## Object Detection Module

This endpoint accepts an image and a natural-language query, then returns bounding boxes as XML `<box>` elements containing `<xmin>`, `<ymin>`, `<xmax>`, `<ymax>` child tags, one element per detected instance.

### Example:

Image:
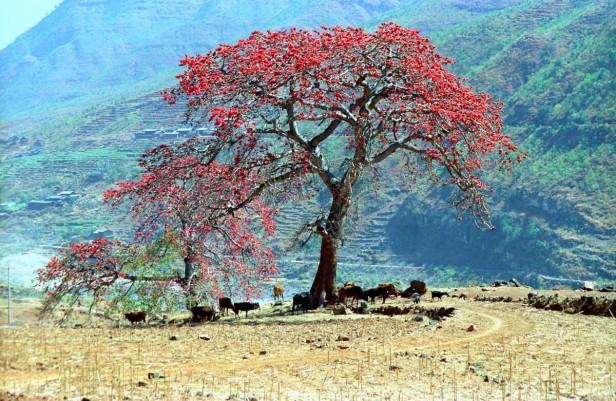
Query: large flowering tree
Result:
<box><xmin>160</xmin><ymin>23</ymin><xmax>524</xmax><ymax>307</ymax></box>
<box><xmin>38</xmin><ymin>23</ymin><xmax>524</xmax><ymax>313</ymax></box>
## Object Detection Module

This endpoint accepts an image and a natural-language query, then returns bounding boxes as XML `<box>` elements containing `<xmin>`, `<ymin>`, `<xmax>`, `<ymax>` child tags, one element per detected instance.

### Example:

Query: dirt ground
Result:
<box><xmin>1</xmin><ymin>287</ymin><xmax>615</xmax><ymax>401</ymax></box>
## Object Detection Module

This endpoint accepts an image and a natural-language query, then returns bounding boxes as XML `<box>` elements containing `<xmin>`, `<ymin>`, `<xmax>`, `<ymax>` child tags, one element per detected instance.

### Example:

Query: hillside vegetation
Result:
<box><xmin>386</xmin><ymin>0</ymin><xmax>615</xmax><ymax>284</ymax></box>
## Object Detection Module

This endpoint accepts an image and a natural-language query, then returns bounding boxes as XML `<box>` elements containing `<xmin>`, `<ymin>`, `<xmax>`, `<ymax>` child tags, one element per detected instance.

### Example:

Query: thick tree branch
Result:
<box><xmin>281</xmin><ymin>102</ymin><xmax>339</xmax><ymax>190</ymax></box>
<box><xmin>309</xmin><ymin>119</ymin><xmax>342</xmax><ymax>148</ymax></box>
<box><xmin>125</xmin><ymin>274</ymin><xmax>178</xmax><ymax>282</ymax></box>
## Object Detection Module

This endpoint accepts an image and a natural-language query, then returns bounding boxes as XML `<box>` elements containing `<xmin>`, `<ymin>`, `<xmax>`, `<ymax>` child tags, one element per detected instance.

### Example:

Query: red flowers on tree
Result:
<box><xmin>36</xmin><ymin>238</ymin><xmax>131</xmax><ymax>317</ymax></box>
<box><xmin>163</xmin><ymin>23</ymin><xmax>524</xmax><ymax>306</ymax></box>
<box><xmin>38</xmin><ymin>239</ymin><xmax>126</xmax><ymax>291</ymax></box>
<box><xmin>38</xmin><ymin>140</ymin><xmax>280</xmax><ymax>314</ymax></box>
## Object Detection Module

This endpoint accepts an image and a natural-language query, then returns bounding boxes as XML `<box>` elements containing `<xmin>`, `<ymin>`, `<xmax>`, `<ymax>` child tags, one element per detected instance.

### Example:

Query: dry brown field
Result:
<box><xmin>1</xmin><ymin>287</ymin><xmax>615</xmax><ymax>401</ymax></box>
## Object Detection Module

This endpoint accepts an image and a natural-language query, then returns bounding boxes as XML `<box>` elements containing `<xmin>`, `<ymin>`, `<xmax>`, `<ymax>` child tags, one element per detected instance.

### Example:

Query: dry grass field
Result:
<box><xmin>1</xmin><ymin>287</ymin><xmax>615</xmax><ymax>401</ymax></box>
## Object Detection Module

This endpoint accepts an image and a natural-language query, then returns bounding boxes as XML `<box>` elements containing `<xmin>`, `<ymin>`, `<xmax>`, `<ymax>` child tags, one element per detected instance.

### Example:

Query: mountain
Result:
<box><xmin>1</xmin><ymin>0</ymin><xmax>614</xmax><ymax>287</ymax></box>
<box><xmin>0</xmin><ymin>0</ymin><xmax>530</xmax><ymax>118</ymax></box>
<box><xmin>0</xmin><ymin>0</ymin><xmax>394</xmax><ymax>117</ymax></box>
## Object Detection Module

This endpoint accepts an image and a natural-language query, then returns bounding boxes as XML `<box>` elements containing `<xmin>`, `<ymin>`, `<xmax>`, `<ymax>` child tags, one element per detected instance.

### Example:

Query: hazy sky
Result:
<box><xmin>0</xmin><ymin>0</ymin><xmax>64</xmax><ymax>50</ymax></box>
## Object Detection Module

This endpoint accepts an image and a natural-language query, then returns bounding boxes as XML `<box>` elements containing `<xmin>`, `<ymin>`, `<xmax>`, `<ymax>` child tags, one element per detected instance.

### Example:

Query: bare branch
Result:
<box><xmin>371</xmin><ymin>141</ymin><xmax>425</xmax><ymax>164</ymax></box>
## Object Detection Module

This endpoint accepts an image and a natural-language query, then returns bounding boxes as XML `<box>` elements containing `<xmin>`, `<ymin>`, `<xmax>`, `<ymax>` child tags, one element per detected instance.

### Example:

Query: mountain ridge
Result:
<box><xmin>1</xmin><ymin>0</ymin><xmax>529</xmax><ymax>119</ymax></box>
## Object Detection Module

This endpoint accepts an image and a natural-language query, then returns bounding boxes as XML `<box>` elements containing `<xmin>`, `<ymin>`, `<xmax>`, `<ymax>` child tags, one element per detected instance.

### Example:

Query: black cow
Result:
<box><xmin>234</xmin><ymin>302</ymin><xmax>260</xmax><ymax>318</ymax></box>
<box><xmin>292</xmin><ymin>292</ymin><xmax>310</xmax><ymax>313</ymax></box>
<box><xmin>431</xmin><ymin>290</ymin><xmax>449</xmax><ymax>301</ymax></box>
<box><xmin>124</xmin><ymin>311</ymin><xmax>146</xmax><ymax>325</ymax></box>
<box><xmin>364</xmin><ymin>284</ymin><xmax>399</xmax><ymax>303</ymax></box>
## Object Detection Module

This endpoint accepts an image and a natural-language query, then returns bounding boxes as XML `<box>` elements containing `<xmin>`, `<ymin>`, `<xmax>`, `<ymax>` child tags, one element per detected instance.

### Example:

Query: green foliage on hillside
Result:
<box><xmin>385</xmin><ymin>0</ymin><xmax>615</xmax><ymax>284</ymax></box>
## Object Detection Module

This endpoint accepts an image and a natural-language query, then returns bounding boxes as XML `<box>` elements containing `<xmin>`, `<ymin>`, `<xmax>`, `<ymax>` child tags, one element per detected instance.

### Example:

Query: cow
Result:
<box><xmin>124</xmin><ymin>311</ymin><xmax>146</xmax><ymax>325</ymax></box>
<box><xmin>431</xmin><ymin>290</ymin><xmax>449</xmax><ymax>301</ymax></box>
<box><xmin>338</xmin><ymin>284</ymin><xmax>364</xmax><ymax>306</ymax></box>
<box><xmin>191</xmin><ymin>305</ymin><xmax>216</xmax><ymax>322</ymax></box>
<box><xmin>292</xmin><ymin>292</ymin><xmax>310</xmax><ymax>313</ymax></box>
<box><xmin>364</xmin><ymin>283</ymin><xmax>399</xmax><ymax>303</ymax></box>
<box><xmin>363</xmin><ymin>287</ymin><xmax>381</xmax><ymax>303</ymax></box>
<box><xmin>218</xmin><ymin>297</ymin><xmax>235</xmax><ymax>316</ymax></box>
<box><xmin>273</xmin><ymin>284</ymin><xmax>284</xmax><ymax>301</ymax></box>
<box><xmin>234</xmin><ymin>302</ymin><xmax>260</xmax><ymax>318</ymax></box>
<box><xmin>378</xmin><ymin>283</ymin><xmax>398</xmax><ymax>299</ymax></box>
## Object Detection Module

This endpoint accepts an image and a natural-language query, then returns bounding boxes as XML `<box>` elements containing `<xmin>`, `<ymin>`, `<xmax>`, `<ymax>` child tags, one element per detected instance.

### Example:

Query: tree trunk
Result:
<box><xmin>310</xmin><ymin>235</ymin><xmax>340</xmax><ymax>307</ymax></box>
<box><xmin>309</xmin><ymin>190</ymin><xmax>350</xmax><ymax>308</ymax></box>
<box><xmin>309</xmin><ymin>154</ymin><xmax>364</xmax><ymax>308</ymax></box>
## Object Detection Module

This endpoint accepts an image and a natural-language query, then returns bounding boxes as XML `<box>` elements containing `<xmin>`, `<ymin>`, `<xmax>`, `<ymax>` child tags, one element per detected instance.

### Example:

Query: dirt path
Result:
<box><xmin>431</xmin><ymin>302</ymin><xmax>533</xmax><ymax>347</ymax></box>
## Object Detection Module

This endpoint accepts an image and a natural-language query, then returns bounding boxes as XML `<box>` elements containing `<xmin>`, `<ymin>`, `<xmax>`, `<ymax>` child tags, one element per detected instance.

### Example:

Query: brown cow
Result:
<box><xmin>273</xmin><ymin>284</ymin><xmax>284</xmax><ymax>301</ymax></box>
<box><xmin>191</xmin><ymin>305</ymin><xmax>216</xmax><ymax>322</ymax></box>
<box><xmin>218</xmin><ymin>297</ymin><xmax>235</xmax><ymax>316</ymax></box>
<box><xmin>379</xmin><ymin>283</ymin><xmax>398</xmax><ymax>298</ymax></box>
<box><xmin>410</xmin><ymin>280</ymin><xmax>427</xmax><ymax>295</ymax></box>
<box><xmin>401</xmin><ymin>280</ymin><xmax>428</xmax><ymax>298</ymax></box>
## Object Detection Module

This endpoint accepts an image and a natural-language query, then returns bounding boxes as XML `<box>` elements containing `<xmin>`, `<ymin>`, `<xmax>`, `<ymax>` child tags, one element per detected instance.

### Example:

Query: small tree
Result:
<box><xmin>102</xmin><ymin>144</ymin><xmax>278</xmax><ymax>307</ymax></box>
<box><xmin>37</xmin><ymin>148</ymin><xmax>279</xmax><ymax>315</ymax></box>
<box><xmin>37</xmin><ymin>236</ymin><xmax>203</xmax><ymax>319</ymax></box>
<box><xmin>162</xmin><ymin>23</ymin><xmax>524</xmax><ymax>306</ymax></box>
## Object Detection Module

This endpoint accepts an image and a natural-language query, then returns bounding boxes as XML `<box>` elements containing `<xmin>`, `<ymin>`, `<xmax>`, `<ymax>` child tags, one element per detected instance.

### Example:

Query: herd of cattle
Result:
<box><xmin>123</xmin><ymin>280</ymin><xmax>456</xmax><ymax>324</ymax></box>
